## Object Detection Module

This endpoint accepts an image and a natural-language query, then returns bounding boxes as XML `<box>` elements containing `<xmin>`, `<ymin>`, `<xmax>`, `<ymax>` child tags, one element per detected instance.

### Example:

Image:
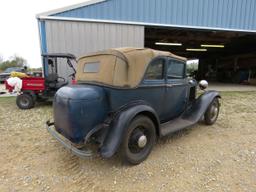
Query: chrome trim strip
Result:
<box><xmin>168</xmin><ymin>83</ymin><xmax>185</xmax><ymax>86</ymax></box>
<box><xmin>140</xmin><ymin>83</ymin><xmax>186</xmax><ymax>88</ymax></box>
<box><xmin>139</xmin><ymin>84</ymin><xmax>166</xmax><ymax>88</ymax></box>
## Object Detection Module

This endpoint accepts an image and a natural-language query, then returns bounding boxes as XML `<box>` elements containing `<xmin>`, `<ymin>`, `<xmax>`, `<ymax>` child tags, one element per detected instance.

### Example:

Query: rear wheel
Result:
<box><xmin>120</xmin><ymin>115</ymin><xmax>156</xmax><ymax>165</ymax></box>
<box><xmin>204</xmin><ymin>98</ymin><xmax>220</xmax><ymax>125</ymax></box>
<box><xmin>16</xmin><ymin>94</ymin><xmax>35</xmax><ymax>110</ymax></box>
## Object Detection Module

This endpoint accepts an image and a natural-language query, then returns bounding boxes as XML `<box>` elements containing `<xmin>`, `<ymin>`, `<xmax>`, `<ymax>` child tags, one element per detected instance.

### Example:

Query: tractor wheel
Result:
<box><xmin>16</xmin><ymin>94</ymin><xmax>35</xmax><ymax>110</ymax></box>
<box><xmin>120</xmin><ymin>115</ymin><xmax>156</xmax><ymax>165</ymax></box>
<box><xmin>204</xmin><ymin>98</ymin><xmax>220</xmax><ymax>125</ymax></box>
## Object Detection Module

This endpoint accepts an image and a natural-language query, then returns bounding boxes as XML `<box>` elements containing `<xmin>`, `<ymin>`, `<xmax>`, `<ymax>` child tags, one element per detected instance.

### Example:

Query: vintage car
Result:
<box><xmin>47</xmin><ymin>48</ymin><xmax>220</xmax><ymax>165</ymax></box>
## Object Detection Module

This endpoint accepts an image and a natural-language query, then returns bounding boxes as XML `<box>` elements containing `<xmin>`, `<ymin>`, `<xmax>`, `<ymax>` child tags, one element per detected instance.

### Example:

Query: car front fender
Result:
<box><xmin>158</xmin><ymin>90</ymin><xmax>221</xmax><ymax>137</ymax></box>
<box><xmin>182</xmin><ymin>90</ymin><xmax>221</xmax><ymax>121</ymax></box>
<box><xmin>99</xmin><ymin>104</ymin><xmax>160</xmax><ymax>158</ymax></box>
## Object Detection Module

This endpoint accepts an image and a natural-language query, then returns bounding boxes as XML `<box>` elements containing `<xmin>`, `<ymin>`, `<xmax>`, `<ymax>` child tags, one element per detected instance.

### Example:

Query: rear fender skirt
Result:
<box><xmin>99</xmin><ymin>104</ymin><xmax>159</xmax><ymax>158</ymax></box>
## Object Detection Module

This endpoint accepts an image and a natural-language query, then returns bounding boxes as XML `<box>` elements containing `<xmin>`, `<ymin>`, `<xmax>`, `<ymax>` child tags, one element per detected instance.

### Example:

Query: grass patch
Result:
<box><xmin>0</xmin><ymin>96</ymin><xmax>15</xmax><ymax>103</ymax></box>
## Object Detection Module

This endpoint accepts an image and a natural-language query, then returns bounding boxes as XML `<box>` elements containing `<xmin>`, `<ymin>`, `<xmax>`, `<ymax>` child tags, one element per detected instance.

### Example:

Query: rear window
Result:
<box><xmin>84</xmin><ymin>62</ymin><xmax>100</xmax><ymax>73</ymax></box>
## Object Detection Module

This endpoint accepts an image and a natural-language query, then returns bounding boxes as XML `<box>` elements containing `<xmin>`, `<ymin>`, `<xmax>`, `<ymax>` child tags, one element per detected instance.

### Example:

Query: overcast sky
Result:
<box><xmin>0</xmin><ymin>0</ymin><xmax>89</xmax><ymax>68</ymax></box>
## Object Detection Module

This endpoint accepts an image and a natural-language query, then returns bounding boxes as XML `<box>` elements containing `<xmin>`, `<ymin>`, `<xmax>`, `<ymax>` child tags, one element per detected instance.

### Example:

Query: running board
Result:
<box><xmin>159</xmin><ymin>91</ymin><xmax>220</xmax><ymax>137</ymax></box>
<box><xmin>160</xmin><ymin>116</ymin><xmax>198</xmax><ymax>136</ymax></box>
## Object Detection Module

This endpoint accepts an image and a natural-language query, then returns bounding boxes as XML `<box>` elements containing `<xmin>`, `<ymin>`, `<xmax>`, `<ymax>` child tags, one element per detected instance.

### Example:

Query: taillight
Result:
<box><xmin>72</xmin><ymin>79</ymin><xmax>77</xmax><ymax>85</ymax></box>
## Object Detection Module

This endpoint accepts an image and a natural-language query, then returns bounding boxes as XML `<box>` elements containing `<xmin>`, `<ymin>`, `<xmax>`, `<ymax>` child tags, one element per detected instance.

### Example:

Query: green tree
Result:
<box><xmin>0</xmin><ymin>55</ymin><xmax>3</xmax><ymax>63</ymax></box>
<box><xmin>11</xmin><ymin>55</ymin><xmax>27</xmax><ymax>67</ymax></box>
<box><xmin>0</xmin><ymin>55</ymin><xmax>27</xmax><ymax>71</ymax></box>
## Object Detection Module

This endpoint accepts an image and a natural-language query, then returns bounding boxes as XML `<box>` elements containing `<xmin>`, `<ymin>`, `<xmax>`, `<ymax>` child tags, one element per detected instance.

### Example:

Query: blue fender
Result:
<box><xmin>100</xmin><ymin>103</ymin><xmax>160</xmax><ymax>158</ymax></box>
<box><xmin>182</xmin><ymin>90</ymin><xmax>221</xmax><ymax>121</ymax></box>
<box><xmin>180</xmin><ymin>90</ymin><xmax>221</xmax><ymax>126</ymax></box>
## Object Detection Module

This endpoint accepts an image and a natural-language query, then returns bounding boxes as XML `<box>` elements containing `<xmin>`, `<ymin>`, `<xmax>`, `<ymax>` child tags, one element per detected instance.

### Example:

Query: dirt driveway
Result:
<box><xmin>0</xmin><ymin>92</ymin><xmax>256</xmax><ymax>192</ymax></box>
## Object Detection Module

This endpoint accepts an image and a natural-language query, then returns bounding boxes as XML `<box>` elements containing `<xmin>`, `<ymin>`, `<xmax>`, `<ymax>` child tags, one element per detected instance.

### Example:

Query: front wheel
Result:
<box><xmin>204</xmin><ymin>98</ymin><xmax>220</xmax><ymax>125</ymax></box>
<box><xmin>120</xmin><ymin>115</ymin><xmax>156</xmax><ymax>165</ymax></box>
<box><xmin>16</xmin><ymin>94</ymin><xmax>35</xmax><ymax>110</ymax></box>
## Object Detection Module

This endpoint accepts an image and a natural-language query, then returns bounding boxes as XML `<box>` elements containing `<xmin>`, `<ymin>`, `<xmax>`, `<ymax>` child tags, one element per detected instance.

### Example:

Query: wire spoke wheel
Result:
<box><xmin>204</xmin><ymin>98</ymin><xmax>220</xmax><ymax>125</ymax></box>
<box><xmin>209</xmin><ymin>101</ymin><xmax>219</xmax><ymax>122</ymax></box>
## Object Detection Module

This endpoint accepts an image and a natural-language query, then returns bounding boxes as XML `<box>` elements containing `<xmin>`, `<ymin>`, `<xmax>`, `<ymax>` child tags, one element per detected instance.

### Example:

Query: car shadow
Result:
<box><xmin>51</xmin><ymin>120</ymin><xmax>207</xmax><ymax>168</ymax></box>
<box><xmin>35</xmin><ymin>101</ymin><xmax>53</xmax><ymax>107</ymax></box>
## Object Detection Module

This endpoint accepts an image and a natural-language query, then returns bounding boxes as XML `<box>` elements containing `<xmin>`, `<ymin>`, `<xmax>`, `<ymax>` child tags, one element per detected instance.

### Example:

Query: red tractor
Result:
<box><xmin>5</xmin><ymin>53</ymin><xmax>76</xmax><ymax>109</ymax></box>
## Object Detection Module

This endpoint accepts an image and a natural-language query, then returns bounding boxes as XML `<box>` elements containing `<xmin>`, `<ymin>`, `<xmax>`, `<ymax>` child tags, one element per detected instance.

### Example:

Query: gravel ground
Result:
<box><xmin>209</xmin><ymin>83</ymin><xmax>256</xmax><ymax>92</ymax></box>
<box><xmin>0</xmin><ymin>92</ymin><xmax>256</xmax><ymax>192</ymax></box>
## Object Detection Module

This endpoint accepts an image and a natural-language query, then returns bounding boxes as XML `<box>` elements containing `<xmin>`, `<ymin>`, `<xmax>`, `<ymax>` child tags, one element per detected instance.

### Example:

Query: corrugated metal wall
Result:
<box><xmin>53</xmin><ymin>0</ymin><xmax>256</xmax><ymax>31</ymax></box>
<box><xmin>45</xmin><ymin>20</ymin><xmax>144</xmax><ymax>80</ymax></box>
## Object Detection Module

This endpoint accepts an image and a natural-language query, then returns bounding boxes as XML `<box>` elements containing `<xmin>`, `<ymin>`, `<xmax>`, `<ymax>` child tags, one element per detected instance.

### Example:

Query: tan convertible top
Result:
<box><xmin>76</xmin><ymin>48</ymin><xmax>187</xmax><ymax>88</ymax></box>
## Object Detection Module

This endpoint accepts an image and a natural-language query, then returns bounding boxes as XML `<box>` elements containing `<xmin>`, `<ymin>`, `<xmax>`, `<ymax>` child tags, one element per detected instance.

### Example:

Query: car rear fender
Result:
<box><xmin>100</xmin><ymin>104</ymin><xmax>160</xmax><ymax>158</ymax></box>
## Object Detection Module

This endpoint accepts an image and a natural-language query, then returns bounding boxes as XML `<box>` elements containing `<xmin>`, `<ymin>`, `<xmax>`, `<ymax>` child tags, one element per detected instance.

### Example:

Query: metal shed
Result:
<box><xmin>37</xmin><ymin>0</ymin><xmax>256</xmax><ymax>84</ymax></box>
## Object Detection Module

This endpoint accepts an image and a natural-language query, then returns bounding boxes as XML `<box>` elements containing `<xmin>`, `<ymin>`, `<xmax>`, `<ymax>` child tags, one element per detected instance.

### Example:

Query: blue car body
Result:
<box><xmin>47</xmin><ymin>48</ymin><xmax>220</xmax><ymax>160</ymax></box>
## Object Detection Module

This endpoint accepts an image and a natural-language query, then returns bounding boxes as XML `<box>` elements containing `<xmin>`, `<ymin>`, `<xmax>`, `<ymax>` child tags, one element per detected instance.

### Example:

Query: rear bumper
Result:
<box><xmin>46</xmin><ymin>121</ymin><xmax>93</xmax><ymax>158</ymax></box>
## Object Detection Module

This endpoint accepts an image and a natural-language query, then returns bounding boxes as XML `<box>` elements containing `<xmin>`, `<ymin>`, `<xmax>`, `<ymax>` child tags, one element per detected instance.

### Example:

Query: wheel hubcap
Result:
<box><xmin>137</xmin><ymin>135</ymin><xmax>147</xmax><ymax>148</ymax></box>
<box><xmin>128</xmin><ymin>126</ymin><xmax>149</xmax><ymax>153</ymax></box>
<box><xmin>20</xmin><ymin>98</ymin><xmax>29</xmax><ymax>106</ymax></box>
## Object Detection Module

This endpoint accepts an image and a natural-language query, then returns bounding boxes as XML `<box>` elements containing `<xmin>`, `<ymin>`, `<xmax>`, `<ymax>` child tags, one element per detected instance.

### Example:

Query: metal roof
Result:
<box><xmin>37</xmin><ymin>0</ymin><xmax>106</xmax><ymax>17</ymax></box>
<box><xmin>38</xmin><ymin>0</ymin><xmax>256</xmax><ymax>32</ymax></box>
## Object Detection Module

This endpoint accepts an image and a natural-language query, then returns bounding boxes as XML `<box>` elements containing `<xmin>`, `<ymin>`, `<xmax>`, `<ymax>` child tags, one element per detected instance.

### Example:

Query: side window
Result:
<box><xmin>144</xmin><ymin>59</ymin><xmax>164</xmax><ymax>80</ymax></box>
<box><xmin>167</xmin><ymin>60</ymin><xmax>185</xmax><ymax>79</ymax></box>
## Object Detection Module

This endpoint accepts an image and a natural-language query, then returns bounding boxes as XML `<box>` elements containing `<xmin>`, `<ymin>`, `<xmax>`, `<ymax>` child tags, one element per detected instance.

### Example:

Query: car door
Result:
<box><xmin>162</xmin><ymin>58</ymin><xmax>189</xmax><ymax>121</ymax></box>
<box><xmin>141</xmin><ymin>57</ymin><xmax>166</xmax><ymax>118</ymax></box>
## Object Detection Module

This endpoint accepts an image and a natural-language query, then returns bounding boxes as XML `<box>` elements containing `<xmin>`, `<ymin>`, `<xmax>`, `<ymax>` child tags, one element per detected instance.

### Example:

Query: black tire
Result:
<box><xmin>120</xmin><ymin>115</ymin><xmax>156</xmax><ymax>165</ymax></box>
<box><xmin>16</xmin><ymin>94</ymin><xmax>35</xmax><ymax>110</ymax></box>
<box><xmin>204</xmin><ymin>98</ymin><xmax>220</xmax><ymax>125</ymax></box>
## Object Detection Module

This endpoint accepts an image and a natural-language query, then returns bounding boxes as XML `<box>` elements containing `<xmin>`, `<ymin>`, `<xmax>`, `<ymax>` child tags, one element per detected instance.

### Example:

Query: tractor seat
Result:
<box><xmin>45</xmin><ymin>73</ymin><xmax>58</xmax><ymax>82</ymax></box>
<box><xmin>45</xmin><ymin>73</ymin><xmax>68</xmax><ymax>89</ymax></box>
